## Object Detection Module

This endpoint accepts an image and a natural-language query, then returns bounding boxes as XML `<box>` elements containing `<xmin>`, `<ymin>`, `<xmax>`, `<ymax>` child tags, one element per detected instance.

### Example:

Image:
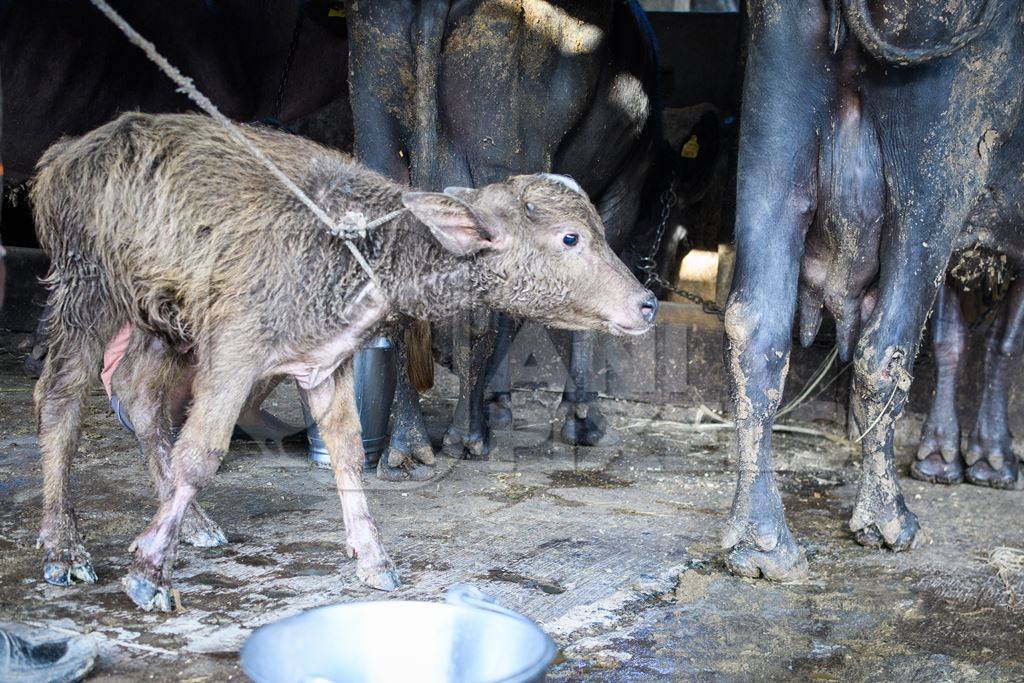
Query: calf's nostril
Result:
<box><xmin>640</xmin><ymin>295</ymin><xmax>659</xmax><ymax>324</ymax></box>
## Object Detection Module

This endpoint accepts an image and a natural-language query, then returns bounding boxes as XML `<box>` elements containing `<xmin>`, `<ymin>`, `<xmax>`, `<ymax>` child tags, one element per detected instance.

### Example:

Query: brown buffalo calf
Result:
<box><xmin>30</xmin><ymin>112</ymin><xmax>657</xmax><ymax>611</ymax></box>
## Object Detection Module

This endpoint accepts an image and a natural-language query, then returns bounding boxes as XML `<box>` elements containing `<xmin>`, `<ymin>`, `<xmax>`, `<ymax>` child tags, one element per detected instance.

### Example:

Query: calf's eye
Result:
<box><xmin>562</xmin><ymin>233</ymin><xmax>579</xmax><ymax>247</ymax></box>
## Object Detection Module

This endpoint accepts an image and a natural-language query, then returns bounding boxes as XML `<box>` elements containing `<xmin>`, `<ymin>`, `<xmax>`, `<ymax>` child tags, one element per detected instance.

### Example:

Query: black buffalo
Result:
<box><xmin>724</xmin><ymin>0</ymin><xmax>1019</xmax><ymax>580</ymax></box>
<box><xmin>346</xmin><ymin>0</ymin><xmax>660</xmax><ymax>478</ymax></box>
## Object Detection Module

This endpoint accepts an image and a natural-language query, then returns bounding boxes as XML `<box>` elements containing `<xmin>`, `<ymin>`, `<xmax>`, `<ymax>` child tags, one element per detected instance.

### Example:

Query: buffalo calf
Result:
<box><xmin>31</xmin><ymin>112</ymin><xmax>656</xmax><ymax>611</ymax></box>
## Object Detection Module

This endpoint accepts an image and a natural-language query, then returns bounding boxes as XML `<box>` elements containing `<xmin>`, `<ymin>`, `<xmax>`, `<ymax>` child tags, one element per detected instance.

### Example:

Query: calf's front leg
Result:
<box><xmin>308</xmin><ymin>361</ymin><xmax>399</xmax><ymax>590</ymax></box>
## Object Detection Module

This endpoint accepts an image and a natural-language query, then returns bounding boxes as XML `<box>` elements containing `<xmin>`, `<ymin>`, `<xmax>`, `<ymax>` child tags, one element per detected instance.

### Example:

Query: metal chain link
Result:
<box><xmin>637</xmin><ymin>183</ymin><xmax>726</xmax><ymax>320</ymax></box>
<box><xmin>272</xmin><ymin>10</ymin><xmax>306</xmax><ymax>121</ymax></box>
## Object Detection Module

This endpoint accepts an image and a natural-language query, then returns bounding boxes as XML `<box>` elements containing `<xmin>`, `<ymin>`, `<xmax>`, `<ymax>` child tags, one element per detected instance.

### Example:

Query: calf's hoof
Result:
<box><xmin>851</xmin><ymin>503</ymin><xmax>919</xmax><ymax>552</ymax></box>
<box><xmin>357</xmin><ymin>563</ymin><xmax>401</xmax><ymax>592</ymax></box>
<box><xmin>486</xmin><ymin>393</ymin><xmax>514</xmax><ymax>430</ymax></box>
<box><xmin>556</xmin><ymin>400</ymin><xmax>617</xmax><ymax>447</ymax></box>
<box><xmin>122</xmin><ymin>573</ymin><xmax>174</xmax><ymax>612</ymax></box>
<box><xmin>910</xmin><ymin>452</ymin><xmax>964</xmax><ymax>485</ymax></box>
<box><xmin>42</xmin><ymin>547</ymin><xmax>98</xmax><ymax>586</ymax></box>
<box><xmin>180</xmin><ymin>503</ymin><xmax>228</xmax><ymax>548</ymax></box>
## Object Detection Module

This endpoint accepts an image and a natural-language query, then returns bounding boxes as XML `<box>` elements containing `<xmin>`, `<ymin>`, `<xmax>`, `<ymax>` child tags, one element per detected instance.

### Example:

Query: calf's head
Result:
<box><xmin>403</xmin><ymin>174</ymin><xmax>657</xmax><ymax>335</ymax></box>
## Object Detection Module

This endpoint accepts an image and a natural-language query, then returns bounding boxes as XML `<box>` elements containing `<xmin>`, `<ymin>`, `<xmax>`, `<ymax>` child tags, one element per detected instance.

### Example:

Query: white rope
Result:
<box><xmin>88</xmin><ymin>0</ymin><xmax>401</xmax><ymax>290</ymax></box>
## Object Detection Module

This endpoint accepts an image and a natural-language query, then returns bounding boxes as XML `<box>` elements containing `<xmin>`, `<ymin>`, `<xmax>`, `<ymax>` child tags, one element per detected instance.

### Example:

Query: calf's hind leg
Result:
<box><xmin>965</xmin><ymin>279</ymin><xmax>1024</xmax><ymax>489</ymax></box>
<box><xmin>912</xmin><ymin>284</ymin><xmax>967</xmax><ymax>485</ymax></box>
<box><xmin>36</xmin><ymin>332</ymin><xmax>108</xmax><ymax>586</ymax></box>
<box><xmin>308</xmin><ymin>361</ymin><xmax>399</xmax><ymax>590</ymax></box>
<box><xmin>123</xmin><ymin>359</ymin><xmax>255</xmax><ymax>611</ymax></box>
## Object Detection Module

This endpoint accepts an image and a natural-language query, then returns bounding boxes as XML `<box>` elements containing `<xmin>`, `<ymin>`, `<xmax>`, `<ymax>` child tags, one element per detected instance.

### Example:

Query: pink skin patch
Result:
<box><xmin>101</xmin><ymin>325</ymin><xmax>133</xmax><ymax>399</ymax></box>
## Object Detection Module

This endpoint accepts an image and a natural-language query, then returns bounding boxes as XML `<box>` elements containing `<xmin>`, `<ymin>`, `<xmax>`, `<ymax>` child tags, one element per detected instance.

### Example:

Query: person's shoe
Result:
<box><xmin>0</xmin><ymin>626</ymin><xmax>97</xmax><ymax>683</ymax></box>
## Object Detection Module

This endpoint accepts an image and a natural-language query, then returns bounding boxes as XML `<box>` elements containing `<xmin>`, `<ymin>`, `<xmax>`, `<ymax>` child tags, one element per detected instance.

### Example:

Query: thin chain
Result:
<box><xmin>272</xmin><ymin>10</ymin><xmax>305</xmax><ymax>121</ymax></box>
<box><xmin>636</xmin><ymin>183</ymin><xmax>726</xmax><ymax>320</ymax></box>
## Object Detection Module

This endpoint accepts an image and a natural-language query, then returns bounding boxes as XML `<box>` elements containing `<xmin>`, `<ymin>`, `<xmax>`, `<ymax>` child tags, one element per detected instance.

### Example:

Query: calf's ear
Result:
<box><xmin>402</xmin><ymin>191</ymin><xmax>503</xmax><ymax>256</ymax></box>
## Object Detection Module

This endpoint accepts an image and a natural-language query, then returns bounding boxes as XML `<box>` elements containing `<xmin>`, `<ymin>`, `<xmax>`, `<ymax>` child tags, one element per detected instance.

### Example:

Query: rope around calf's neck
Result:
<box><xmin>88</xmin><ymin>0</ymin><xmax>406</xmax><ymax>292</ymax></box>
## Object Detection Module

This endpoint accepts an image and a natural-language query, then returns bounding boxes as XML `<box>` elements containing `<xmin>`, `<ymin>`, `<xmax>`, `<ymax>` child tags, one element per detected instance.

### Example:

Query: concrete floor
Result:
<box><xmin>1</xmin><ymin>332</ymin><xmax>1023</xmax><ymax>682</ymax></box>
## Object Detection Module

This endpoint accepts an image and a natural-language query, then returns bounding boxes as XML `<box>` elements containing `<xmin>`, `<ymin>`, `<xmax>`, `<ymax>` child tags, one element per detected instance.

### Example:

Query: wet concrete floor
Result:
<box><xmin>0</xmin><ymin>333</ymin><xmax>1022</xmax><ymax>681</ymax></box>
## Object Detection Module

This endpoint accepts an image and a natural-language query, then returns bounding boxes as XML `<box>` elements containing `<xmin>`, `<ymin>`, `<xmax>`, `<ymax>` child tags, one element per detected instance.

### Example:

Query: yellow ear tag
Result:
<box><xmin>681</xmin><ymin>135</ymin><xmax>699</xmax><ymax>159</ymax></box>
<box><xmin>328</xmin><ymin>7</ymin><xmax>346</xmax><ymax>18</ymax></box>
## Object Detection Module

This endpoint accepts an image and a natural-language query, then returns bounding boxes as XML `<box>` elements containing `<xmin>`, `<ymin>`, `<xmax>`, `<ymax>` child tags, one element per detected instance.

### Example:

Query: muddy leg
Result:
<box><xmin>912</xmin><ymin>284</ymin><xmax>966</xmax><ymax>485</ymax></box>
<box><xmin>847</xmin><ymin>260</ymin><xmax>953</xmax><ymax>550</ymax></box>
<box><xmin>112</xmin><ymin>334</ymin><xmax>227</xmax><ymax>548</ymax></box>
<box><xmin>722</xmin><ymin>291</ymin><xmax>809</xmax><ymax>580</ymax></box>
<box><xmin>36</xmin><ymin>337</ymin><xmax>105</xmax><ymax>586</ymax></box>
<box><xmin>552</xmin><ymin>330</ymin><xmax>614</xmax><ymax>447</ymax></box>
<box><xmin>378</xmin><ymin>326</ymin><xmax>434</xmax><ymax>481</ymax></box>
<box><xmin>309</xmin><ymin>361</ymin><xmax>399</xmax><ymax>590</ymax></box>
<box><xmin>123</xmin><ymin>361</ymin><xmax>254</xmax><ymax>611</ymax></box>
<box><xmin>965</xmin><ymin>280</ymin><xmax>1024</xmax><ymax>489</ymax></box>
<box><xmin>443</xmin><ymin>308</ymin><xmax>496</xmax><ymax>459</ymax></box>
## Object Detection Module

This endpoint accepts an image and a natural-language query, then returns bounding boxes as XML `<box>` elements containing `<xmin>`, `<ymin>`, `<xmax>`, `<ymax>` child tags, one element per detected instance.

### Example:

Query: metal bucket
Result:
<box><xmin>302</xmin><ymin>337</ymin><xmax>396</xmax><ymax>470</ymax></box>
<box><xmin>239</xmin><ymin>585</ymin><xmax>556</xmax><ymax>683</ymax></box>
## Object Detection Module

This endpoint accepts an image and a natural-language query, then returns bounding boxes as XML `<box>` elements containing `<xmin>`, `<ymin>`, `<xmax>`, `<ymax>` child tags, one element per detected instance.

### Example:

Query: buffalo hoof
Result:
<box><xmin>486</xmin><ymin>393</ymin><xmax>514</xmax><ymax>430</ymax></box>
<box><xmin>724</xmin><ymin>528</ymin><xmax>808</xmax><ymax>582</ymax></box>
<box><xmin>385</xmin><ymin>435</ymin><xmax>436</xmax><ymax>469</ymax></box>
<box><xmin>851</xmin><ymin>503</ymin><xmax>919</xmax><ymax>552</ymax></box>
<box><xmin>722</xmin><ymin>481</ymin><xmax>808</xmax><ymax>582</ymax></box>
<box><xmin>231</xmin><ymin>409</ymin><xmax>305</xmax><ymax>443</ymax></box>
<box><xmin>23</xmin><ymin>344</ymin><xmax>46</xmax><ymax>378</ymax></box>
<box><xmin>910</xmin><ymin>452</ymin><xmax>964</xmax><ymax>485</ymax></box>
<box><xmin>556</xmin><ymin>400</ymin><xmax>617</xmax><ymax>447</ymax></box>
<box><xmin>180</xmin><ymin>503</ymin><xmax>228</xmax><ymax>548</ymax></box>
<box><xmin>442</xmin><ymin>426</ymin><xmax>491</xmax><ymax>460</ymax></box>
<box><xmin>376</xmin><ymin>456</ymin><xmax>434</xmax><ymax>482</ymax></box>
<box><xmin>122</xmin><ymin>572</ymin><xmax>174</xmax><ymax>612</ymax></box>
<box><xmin>42</xmin><ymin>547</ymin><xmax>98</xmax><ymax>586</ymax></box>
<box><xmin>965</xmin><ymin>456</ymin><xmax>1019</xmax><ymax>490</ymax></box>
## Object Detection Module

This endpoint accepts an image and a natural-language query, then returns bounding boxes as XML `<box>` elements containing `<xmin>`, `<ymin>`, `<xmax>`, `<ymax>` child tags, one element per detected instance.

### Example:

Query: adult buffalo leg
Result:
<box><xmin>443</xmin><ymin>309</ymin><xmax>497</xmax><ymax>458</ymax></box>
<box><xmin>123</xmin><ymin>355</ymin><xmax>255</xmax><ymax>611</ymax></box>
<box><xmin>912</xmin><ymin>284</ymin><xmax>967</xmax><ymax>484</ymax></box>
<box><xmin>847</xmin><ymin>242</ymin><xmax>963</xmax><ymax>549</ymax></box>
<box><xmin>965</xmin><ymin>279</ymin><xmax>1024</xmax><ymax>488</ymax></box>
<box><xmin>721</xmin><ymin>2</ymin><xmax>827</xmax><ymax>581</ymax></box>
<box><xmin>484</xmin><ymin>313</ymin><xmax>519</xmax><ymax>429</ymax></box>
<box><xmin>111</xmin><ymin>332</ymin><xmax>227</xmax><ymax>548</ymax></box>
<box><xmin>551</xmin><ymin>330</ymin><xmax>613</xmax><ymax>446</ymax></box>
<box><xmin>378</xmin><ymin>325</ymin><xmax>434</xmax><ymax>481</ymax></box>
<box><xmin>308</xmin><ymin>361</ymin><xmax>399</xmax><ymax>590</ymax></box>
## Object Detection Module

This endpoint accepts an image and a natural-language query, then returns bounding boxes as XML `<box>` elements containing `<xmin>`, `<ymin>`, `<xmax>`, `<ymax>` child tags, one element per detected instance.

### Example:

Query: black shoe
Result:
<box><xmin>0</xmin><ymin>626</ymin><xmax>97</xmax><ymax>683</ymax></box>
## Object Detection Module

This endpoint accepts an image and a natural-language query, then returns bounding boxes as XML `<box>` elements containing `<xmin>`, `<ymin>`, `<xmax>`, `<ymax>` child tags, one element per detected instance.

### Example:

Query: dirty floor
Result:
<box><xmin>1</xmin><ymin>333</ymin><xmax>1023</xmax><ymax>682</ymax></box>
